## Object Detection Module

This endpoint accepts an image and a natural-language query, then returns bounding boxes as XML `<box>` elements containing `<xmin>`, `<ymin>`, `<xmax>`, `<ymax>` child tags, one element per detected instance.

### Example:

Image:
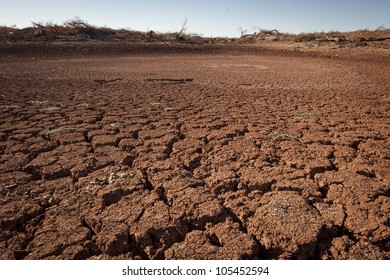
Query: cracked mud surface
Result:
<box><xmin>1</xmin><ymin>49</ymin><xmax>389</xmax><ymax>259</ymax></box>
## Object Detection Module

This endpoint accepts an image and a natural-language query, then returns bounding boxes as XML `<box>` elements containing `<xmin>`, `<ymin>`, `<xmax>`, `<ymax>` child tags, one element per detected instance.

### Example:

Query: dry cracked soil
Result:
<box><xmin>0</xmin><ymin>46</ymin><xmax>389</xmax><ymax>259</ymax></box>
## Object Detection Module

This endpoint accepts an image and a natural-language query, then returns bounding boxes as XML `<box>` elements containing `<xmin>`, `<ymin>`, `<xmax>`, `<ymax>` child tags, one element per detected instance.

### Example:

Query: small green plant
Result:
<box><xmin>143</xmin><ymin>97</ymin><xmax>153</xmax><ymax>104</ymax></box>
<box><xmin>294</xmin><ymin>111</ymin><xmax>322</xmax><ymax>122</ymax></box>
<box><xmin>268</xmin><ymin>132</ymin><xmax>302</xmax><ymax>143</ymax></box>
<box><xmin>296</xmin><ymin>111</ymin><xmax>322</xmax><ymax>117</ymax></box>
<box><xmin>382</xmin><ymin>116</ymin><xmax>390</xmax><ymax>122</ymax></box>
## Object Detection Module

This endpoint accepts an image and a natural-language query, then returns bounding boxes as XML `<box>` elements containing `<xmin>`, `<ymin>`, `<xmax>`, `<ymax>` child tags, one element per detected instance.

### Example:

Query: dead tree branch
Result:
<box><xmin>179</xmin><ymin>17</ymin><xmax>188</xmax><ymax>35</ymax></box>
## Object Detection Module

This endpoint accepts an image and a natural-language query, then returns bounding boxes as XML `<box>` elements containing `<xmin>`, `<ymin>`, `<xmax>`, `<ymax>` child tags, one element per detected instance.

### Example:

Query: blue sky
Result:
<box><xmin>0</xmin><ymin>0</ymin><xmax>389</xmax><ymax>37</ymax></box>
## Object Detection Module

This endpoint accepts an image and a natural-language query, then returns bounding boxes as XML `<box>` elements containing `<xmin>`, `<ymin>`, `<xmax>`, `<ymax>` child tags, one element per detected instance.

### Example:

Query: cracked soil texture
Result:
<box><xmin>0</xmin><ymin>47</ymin><xmax>389</xmax><ymax>259</ymax></box>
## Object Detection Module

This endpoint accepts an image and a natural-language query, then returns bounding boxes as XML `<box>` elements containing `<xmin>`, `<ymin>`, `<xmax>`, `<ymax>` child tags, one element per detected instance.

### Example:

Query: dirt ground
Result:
<box><xmin>0</xmin><ymin>43</ymin><xmax>389</xmax><ymax>260</ymax></box>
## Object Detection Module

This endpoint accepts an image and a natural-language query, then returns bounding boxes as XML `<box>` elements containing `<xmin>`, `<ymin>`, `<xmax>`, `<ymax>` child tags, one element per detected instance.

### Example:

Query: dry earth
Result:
<box><xmin>0</xmin><ymin>44</ymin><xmax>389</xmax><ymax>259</ymax></box>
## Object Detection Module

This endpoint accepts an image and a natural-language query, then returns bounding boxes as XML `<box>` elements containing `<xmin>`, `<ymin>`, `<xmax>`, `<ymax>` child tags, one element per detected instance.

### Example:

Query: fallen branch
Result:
<box><xmin>359</xmin><ymin>37</ymin><xmax>390</xmax><ymax>42</ymax></box>
<box><xmin>145</xmin><ymin>78</ymin><xmax>193</xmax><ymax>84</ymax></box>
<box><xmin>94</xmin><ymin>77</ymin><xmax>123</xmax><ymax>86</ymax></box>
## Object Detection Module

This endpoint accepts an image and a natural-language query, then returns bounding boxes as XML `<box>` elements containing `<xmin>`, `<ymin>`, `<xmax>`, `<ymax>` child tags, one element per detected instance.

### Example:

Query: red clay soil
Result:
<box><xmin>0</xmin><ymin>43</ymin><xmax>389</xmax><ymax>260</ymax></box>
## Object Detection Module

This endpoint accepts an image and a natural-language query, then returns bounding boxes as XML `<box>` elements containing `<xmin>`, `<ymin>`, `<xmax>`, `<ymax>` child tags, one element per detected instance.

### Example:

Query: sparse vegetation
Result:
<box><xmin>268</xmin><ymin>132</ymin><xmax>302</xmax><ymax>143</ymax></box>
<box><xmin>296</xmin><ymin>111</ymin><xmax>322</xmax><ymax>117</ymax></box>
<box><xmin>2</xmin><ymin>17</ymin><xmax>388</xmax><ymax>47</ymax></box>
<box><xmin>294</xmin><ymin>111</ymin><xmax>322</xmax><ymax>122</ymax></box>
<box><xmin>143</xmin><ymin>97</ymin><xmax>154</xmax><ymax>105</ymax></box>
<box><xmin>64</xmin><ymin>17</ymin><xmax>93</xmax><ymax>29</ymax></box>
<box><xmin>258</xmin><ymin>130</ymin><xmax>302</xmax><ymax>143</ymax></box>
